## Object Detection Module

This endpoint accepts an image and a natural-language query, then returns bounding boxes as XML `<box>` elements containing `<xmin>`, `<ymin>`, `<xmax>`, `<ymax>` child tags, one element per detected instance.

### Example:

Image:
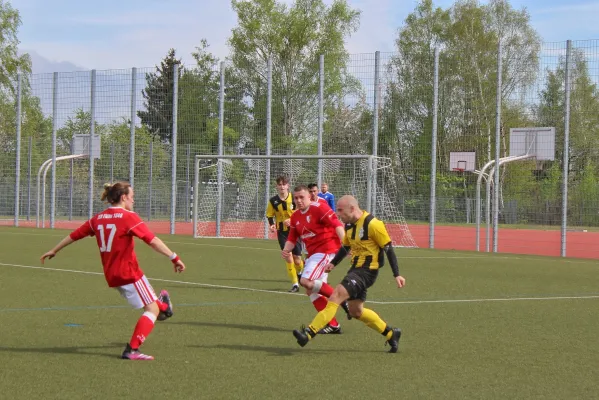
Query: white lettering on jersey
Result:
<box><xmin>97</xmin><ymin>213</ymin><xmax>123</xmax><ymax>220</ymax></box>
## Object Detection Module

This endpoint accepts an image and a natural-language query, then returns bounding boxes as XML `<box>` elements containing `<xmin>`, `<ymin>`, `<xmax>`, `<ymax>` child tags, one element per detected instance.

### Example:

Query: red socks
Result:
<box><xmin>129</xmin><ymin>312</ymin><xmax>157</xmax><ymax>349</ymax></box>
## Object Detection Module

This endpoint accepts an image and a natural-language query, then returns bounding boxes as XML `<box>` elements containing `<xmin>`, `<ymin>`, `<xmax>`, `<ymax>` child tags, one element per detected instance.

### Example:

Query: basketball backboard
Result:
<box><xmin>72</xmin><ymin>134</ymin><xmax>101</xmax><ymax>159</ymax></box>
<box><xmin>449</xmin><ymin>152</ymin><xmax>476</xmax><ymax>172</ymax></box>
<box><xmin>509</xmin><ymin>127</ymin><xmax>555</xmax><ymax>161</ymax></box>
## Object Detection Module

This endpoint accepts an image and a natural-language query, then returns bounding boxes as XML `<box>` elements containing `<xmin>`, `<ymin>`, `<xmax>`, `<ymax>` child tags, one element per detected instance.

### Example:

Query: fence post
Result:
<box><xmin>89</xmin><ymin>69</ymin><xmax>96</xmax><ymax>219</ymax></box>
<box><xmin>264</xmin><ymin>58</ymin><xmax>272</xmax><ymax>239</ymax></box>
<box><xmin>170</xmin><ymin>63</ymin><xmax>179</xmax><ymax>234</ymax></box>
<box><xmin>27</xmin><ymin>136</ymin><xmax>32</xmax><ymax>221</ymax></box>
<box><xmin>561</xmin><ymin>40</ymin><xmax>572</xmax><ymax>257</ymax></box>
<box><xmin>429</xmin><ymin>47</ymin><xmax>440</xmax><ymax>249</ymax></box>
<box><xmin>216</xmin><ymin>61</ymin><xmax>225</xmax><ymax>237</ymax></box>
<box><xmin>317</xmin><ymin>54</ymin><xmax>324</xmax><ymax>186</ymax></box>
<box><xmin>130</xmin><ymin>67</ymin><xmax>137</xmax><ymax>187</ymax></box>
<box><xmin>492</xmin><ymin>41</ymin><xmax>503</xmax><ymax>253</ymax></box>
<box><xmin>148</xmin><ymin>141</ymin><xmax>153</xmax><ymax>221</ymax></box>
<box><xmin>69</xmin><ymin>140</ymin><xmax>74</xmax><ymax>221</ymax></box>
<box><xmin>110</xmin><ymin>142</ymin><xmax>115</xmax><ymax>183</ymax></box>
<box><xmin>186</xmin><ymin>144</ymin><xmax>191</xmax><ymax>222</ymax></box>
<box><xmin>50</xmin><ymin>72</ymin><xmax>58</xmax><ymax>229</ymax></box>
<box><xmin>14</xmin><ymin>73</ymin><xmax>22</xmax><ymax>227</ymax></box>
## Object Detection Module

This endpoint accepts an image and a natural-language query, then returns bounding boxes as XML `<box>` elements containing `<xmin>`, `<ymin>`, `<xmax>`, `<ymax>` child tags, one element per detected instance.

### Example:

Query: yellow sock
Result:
<box><xmin>286</xmin><ymin>262</ymin><xmax>298</xmax><ymax>285</ymax></box>
<box><xmin>357</xmin><ymin>308</ymin><xmax>387</xmax><ymax>335</ymax></box>
<box><xmin>308</xmin><ymin>302</ymin><xmax>339</xmax><ymax>334</ymax></box>
<box><xmin>296</xmin><ymin>259</ymin><xmax>304</xmax><ymax>274</ymax></box>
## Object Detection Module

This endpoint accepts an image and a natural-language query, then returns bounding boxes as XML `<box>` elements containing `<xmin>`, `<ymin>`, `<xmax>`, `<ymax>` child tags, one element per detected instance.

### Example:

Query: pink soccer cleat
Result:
<box><xmin>121</xmin><ymin>344</ymin><xmax>154</xmax><ymax>360</ymax></box>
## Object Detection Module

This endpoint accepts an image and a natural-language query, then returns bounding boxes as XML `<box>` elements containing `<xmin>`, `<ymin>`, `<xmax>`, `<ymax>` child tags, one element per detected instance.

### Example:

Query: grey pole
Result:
<box><xmin>170</xmin><ymin>63</ymin><xmax>179</xmax><ymax>234</ymax></box>
<box><xmin>14</xmin><ymin>73</ymin><xmax>22</xmax><ymax>227</ymax></box>
<box><xmin>148</xmin><ymin>141</ymin><xmax>153</xmax><ymax>221</ymax></box>
<box><xmin>27</xmin><ymin>136</ymin><xmax>32</xmax><ymax>221</ymax></box>
<box><xmin>492</xmin><ymin>42</ymin><xmax>503</xmax><ymax>253</ymax></box>
<box><xmin>486</xmin><ymin>176</ymin><xmax>492</xmax><ymax>252</ymax></box>
<box><xmin>88</xmin><ymin>69</ymin><xmax>96</xmax><ymax>219</ymax></box>
<box><xmin>264</xmin><ymin>57</ymin><xmax>272</xmax><ymax>239</ymax></box>
<box><xmin>50</xmin><ymin>72</ymin><xmax>58</xmax><ymax>228</ymax></box>
<box><xmin>317</xmin><ymin>54</ymin><xmax>324</xmax><ymax>186</ymax></box>
<box><xmin>192</xmin><ymin>156</ymin><xmax>200</xmax><ymax>238</ymax></box>
<box><xmin>69</xmin><ymin>140</ymin><xmax>74</xmax><ymax>221</ymax></box>
<box><xmin>216</xmin><ymin>61</ymin><xmax>225</xmax><ymax>237</ymax></box>
<box><xmin>130</xmin><ymin>67</ymin><xmax>137</xmax><ymax>187</ymax></box>
<box><xmin>186</xmin><ymin>144</ymin><xmax>191</xmax><ymax>222</ymax></box>
<box><xmin>561</xmin><ymin>40</ymin><xmax>572</xmax><ymax>257</ymax></box>
<box><xmin>429</xmin><ymin>47</ymin><xmax>440</xmax><ymax>249</ymax></box>
<box><xmin>110</xmin><ymin>142</ymin><xmax>114</xmax><ymax>183</ymax></box>
<box><xmin>372</xmin><ymin>51</ymin><xmax>380</xmax><ymax>215</ymax></box>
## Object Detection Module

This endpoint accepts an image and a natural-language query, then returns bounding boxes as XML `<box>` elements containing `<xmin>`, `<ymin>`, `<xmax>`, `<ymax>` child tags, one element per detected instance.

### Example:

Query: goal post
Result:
<box><xmin>192</xmin><ymin>154</ymin><xmax>418</xmax><ymax>248</ymax></box>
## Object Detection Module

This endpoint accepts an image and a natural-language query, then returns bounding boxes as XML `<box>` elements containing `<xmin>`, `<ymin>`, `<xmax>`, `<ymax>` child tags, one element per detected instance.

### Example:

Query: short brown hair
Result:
<box><xmin>101</xmin><ymin>182</ymin><xmax>131</xmax><ymax>204</ymax></box>
<box><xmin>293</xmin><ymin>185</ymin><xmax>309</xmax><ymax>193</ymax></box>
<box><xmin>276</xmin><ymin>175</ymin><xmax>289</xmax><ymax>185</ymax></box>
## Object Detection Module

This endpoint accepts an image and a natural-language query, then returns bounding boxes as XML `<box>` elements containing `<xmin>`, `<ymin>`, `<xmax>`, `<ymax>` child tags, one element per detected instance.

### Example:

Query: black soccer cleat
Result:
<box><xmin>318</xmin><ymin>323</ymin><xmax>342</xmax><ymax>334</ymax></box>
<box><xmin>341</xmin><ymin>301</ymin><xmax>352</xmax><ymax>320</ymax></box>
<box><xmin>157</xmin><ymin>290</ymin><xmax>173</xmax><ymax>321</ymax></box>
<box><xmin>386</xmin><ymin>327</ymin><xmax>402</xmax><ymax>353</ymax></box>
<box><xmin>288</xmin><ymin>284</ymin><xmax>300</xmax><ymax>293</ymax></box>
<box><xmin>293</xmin><ymin>327</ymin><xmax>314</xmax><ymax>347</ymax></box>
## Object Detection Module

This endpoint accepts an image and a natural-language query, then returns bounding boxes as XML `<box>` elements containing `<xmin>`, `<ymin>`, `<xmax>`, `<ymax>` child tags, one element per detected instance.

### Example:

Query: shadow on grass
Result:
<box><xmin>189</xmin><ymin>343</ymin><xmax>381</xmax><ymax>357</ymax></box>
<box><xmin>0</xmin><ymin>343</ymin><xmax>125</xmax><ymax>359</ymax></box>
<box><xmin>170</xmin><ymin>320</ymin><xmax>288</xmax><ymax>332</ymax></box>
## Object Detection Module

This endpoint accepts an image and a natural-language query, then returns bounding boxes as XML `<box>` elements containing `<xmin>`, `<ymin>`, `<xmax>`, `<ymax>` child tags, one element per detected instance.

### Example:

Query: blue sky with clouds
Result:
<box><xmin>10</xmin><ymin>0</ymin><xmax>599</xmax><ymax>73</ymax></box>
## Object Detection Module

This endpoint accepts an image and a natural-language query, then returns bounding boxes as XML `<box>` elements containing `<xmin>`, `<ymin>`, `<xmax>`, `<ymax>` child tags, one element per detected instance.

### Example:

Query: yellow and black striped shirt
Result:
<box><xmin>266</xmin><ymin>193</ymin><xmax>295</xmax><ymax>232</ymax></box>
<box><xmin>343</xmin><ymin>212</ymin><xmax>392</xmax><ymax>270</ymax></box>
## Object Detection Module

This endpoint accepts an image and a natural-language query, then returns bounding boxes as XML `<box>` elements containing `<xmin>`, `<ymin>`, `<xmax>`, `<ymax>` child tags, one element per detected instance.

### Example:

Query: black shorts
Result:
<box><xmin>277</xmin><ymin>230</ymin><xmax>302</xmax><ymax>256</ymax></box>
<box><xmin>341</xmin><ymin>268</ymin><xmax>379</xmax><ymax>302</ymax></box>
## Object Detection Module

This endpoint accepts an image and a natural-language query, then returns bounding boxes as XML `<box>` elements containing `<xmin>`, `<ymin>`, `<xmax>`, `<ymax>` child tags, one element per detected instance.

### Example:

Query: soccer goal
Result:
<box><xmin>192</xmin><ymin>155</ymin><xmax>418</xmax><ymax>248</ymax></box>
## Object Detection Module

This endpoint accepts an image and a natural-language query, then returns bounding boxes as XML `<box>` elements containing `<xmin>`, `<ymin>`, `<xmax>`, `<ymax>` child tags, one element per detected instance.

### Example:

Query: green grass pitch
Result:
<box><xmin>1</xmin><ymin>226</ymin><xmax>599</xmax><ymax>399</ymax></box>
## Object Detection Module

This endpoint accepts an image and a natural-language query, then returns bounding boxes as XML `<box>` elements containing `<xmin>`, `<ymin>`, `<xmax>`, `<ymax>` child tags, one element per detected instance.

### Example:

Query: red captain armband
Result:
<box><xmin>169</xmin><ymin>253</ymin><xmax>181</xmax><ymax>264</ymax></box>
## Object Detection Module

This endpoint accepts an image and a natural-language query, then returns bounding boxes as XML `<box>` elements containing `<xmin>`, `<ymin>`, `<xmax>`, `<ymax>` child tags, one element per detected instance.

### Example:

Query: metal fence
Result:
<box><xmin>3</xmin><ymin>39</ymin><xmax>599</xmax><ymax>258</ymax></box>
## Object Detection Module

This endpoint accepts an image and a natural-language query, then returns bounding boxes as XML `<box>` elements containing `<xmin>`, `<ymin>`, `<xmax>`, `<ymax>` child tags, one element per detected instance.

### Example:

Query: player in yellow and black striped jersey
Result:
<box><xmin>266</xmin><ymin>175</ymin><xmax>304</xmax><ymax>292</ymax></box>
<box><xmin>292</xmin><ymin>195</ymin><xmax>406</xmax><ymax>353</ymax></box>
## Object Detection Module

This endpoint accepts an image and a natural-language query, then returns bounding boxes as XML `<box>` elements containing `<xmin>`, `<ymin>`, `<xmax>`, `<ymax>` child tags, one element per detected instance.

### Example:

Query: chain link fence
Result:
<box><xmin>3</xmin><ymin>40</ymin><xmax>599</xmax><ymax>257</ymax></box>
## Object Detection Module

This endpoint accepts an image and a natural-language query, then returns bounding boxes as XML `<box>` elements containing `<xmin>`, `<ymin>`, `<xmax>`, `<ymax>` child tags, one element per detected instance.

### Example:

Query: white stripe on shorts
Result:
<box><xmin>117</xmin><ymin>275</ymin><xmax>158</xmax><ymax>309</ymax></box>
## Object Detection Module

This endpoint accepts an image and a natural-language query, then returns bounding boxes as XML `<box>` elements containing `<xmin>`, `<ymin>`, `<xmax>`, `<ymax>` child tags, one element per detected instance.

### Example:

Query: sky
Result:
<box><xmin>10</xmin><ymin>0</ymin><xmax>599</xmax><ymax>74</ymax></box>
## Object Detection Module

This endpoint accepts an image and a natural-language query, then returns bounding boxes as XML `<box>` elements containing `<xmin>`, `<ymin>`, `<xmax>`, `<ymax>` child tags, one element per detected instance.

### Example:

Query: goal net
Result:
<box><xmin>192</xmin><ymin>155</ymin><xmax>418</xmax><ymax>248</ymax></box>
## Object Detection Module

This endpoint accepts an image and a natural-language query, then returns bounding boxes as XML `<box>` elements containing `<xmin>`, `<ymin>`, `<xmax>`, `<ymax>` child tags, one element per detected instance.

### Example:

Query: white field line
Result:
<box><xmin>2</xmin><ymin>261</ymin><xmax>599</xmax><ymax>305</ymax></box>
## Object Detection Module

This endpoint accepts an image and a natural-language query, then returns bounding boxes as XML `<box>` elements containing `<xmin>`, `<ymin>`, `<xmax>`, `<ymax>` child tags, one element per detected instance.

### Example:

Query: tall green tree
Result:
<box><xmin>177</xmin><ymin>40</ymin><xmax>246</xmax><ymax>152</ymax></box>
<box><xmin>0</xmin><ymin>1</ymin><xmax>50</xmax><ymax>180</ymax></box>
<box><xmin>0</xmin><ymin>0</ymin><xmax>31</xmax><ymax>93</ymax></box>
<box><xmin>228</xmin><ymin>0</ymin><xmax>360</xmax><ymax>151</ymax></box>
<box><xmin>137</xmin><ymin>48</ymin><xmax>181</xmax><ymax>143</ymax></box>
<box><xmin>383</xmin><ymin>0</ymin><xmax>540</xmax><ymax>194</ymax></box>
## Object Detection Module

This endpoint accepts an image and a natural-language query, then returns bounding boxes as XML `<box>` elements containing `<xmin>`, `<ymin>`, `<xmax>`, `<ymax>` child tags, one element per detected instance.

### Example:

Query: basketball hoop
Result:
<box><xmin>452</xmin><ymin>160</ymin><xmax>467</xmax><ymax>173</ymax></box>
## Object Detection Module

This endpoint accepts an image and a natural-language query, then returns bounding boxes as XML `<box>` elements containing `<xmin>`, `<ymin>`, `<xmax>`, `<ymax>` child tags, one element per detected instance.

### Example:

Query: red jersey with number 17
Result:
<box><xmin>69</xmin><ymin>207</ymin><xmax>156</xmax><ymax>287</ymax></box>
<box><xmin>287</xmin><ymin>202</ymin><xmax>343</xmax><ymax>256</ymax></box>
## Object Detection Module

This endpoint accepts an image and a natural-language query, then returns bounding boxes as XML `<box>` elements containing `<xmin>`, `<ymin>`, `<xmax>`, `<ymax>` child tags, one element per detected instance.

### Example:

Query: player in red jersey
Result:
<box><xmin>40</xmin><ymin>182</ymin><xmax>186</xmax><ymax>361</ymax></box>
<box><xmin>308</xmin><ymin>183</ymin><xmax>330</xmax><ymax>209</ymax></box>
<box><xmin>282</xmin><ymin>185</ymin><xmax>350</xmax><ymax>334</ymax></box>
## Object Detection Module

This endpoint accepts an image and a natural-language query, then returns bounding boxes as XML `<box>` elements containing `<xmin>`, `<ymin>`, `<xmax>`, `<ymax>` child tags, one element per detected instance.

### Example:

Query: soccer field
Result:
<box><xmin>1</xmin><ymin>226</ymin><xmax>599</xmax><ymax>399</ymax></box>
